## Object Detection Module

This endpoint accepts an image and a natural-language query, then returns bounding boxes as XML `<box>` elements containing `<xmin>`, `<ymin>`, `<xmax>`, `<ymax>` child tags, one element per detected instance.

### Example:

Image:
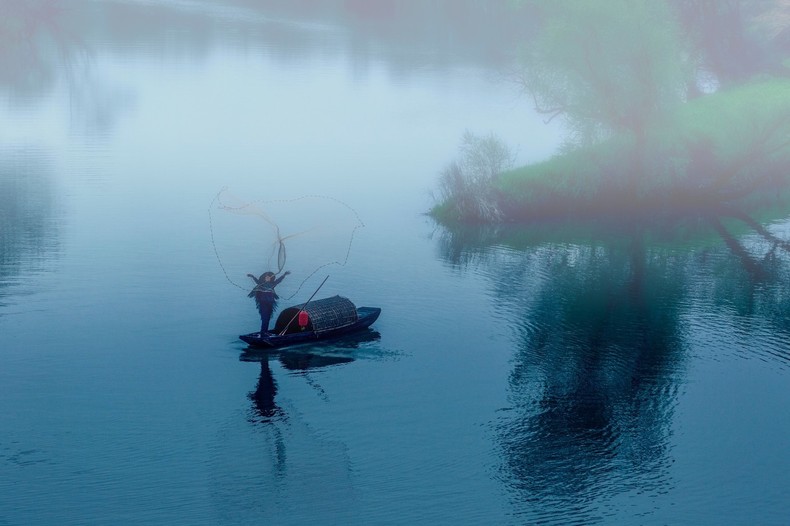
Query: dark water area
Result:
<box><xmin>1</xmin><ymin>2</ymin><xmax>789</xmax><ymax>525</ymax></box>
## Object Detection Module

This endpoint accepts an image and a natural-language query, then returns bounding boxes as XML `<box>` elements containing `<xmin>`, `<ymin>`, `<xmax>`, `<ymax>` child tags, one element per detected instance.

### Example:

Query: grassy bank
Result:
<box><xmin>432</xmin><ymin>78</ymin><xmax>790</xmax><ymax>224</ymax></box>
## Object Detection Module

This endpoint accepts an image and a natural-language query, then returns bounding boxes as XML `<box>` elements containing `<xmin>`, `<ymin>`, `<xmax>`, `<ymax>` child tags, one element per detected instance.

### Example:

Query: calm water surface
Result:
<box><xmin>1</xmin><ymin>2</ymin><xmax>789</xmax><ymax>525</ymax></box>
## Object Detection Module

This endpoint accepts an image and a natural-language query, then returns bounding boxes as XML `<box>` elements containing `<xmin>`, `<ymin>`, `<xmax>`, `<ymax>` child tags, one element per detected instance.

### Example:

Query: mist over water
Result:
<box><xmin>1</xmin><ymin>2</ymin><xmax>789</xmax><ymax>525</ymax></box>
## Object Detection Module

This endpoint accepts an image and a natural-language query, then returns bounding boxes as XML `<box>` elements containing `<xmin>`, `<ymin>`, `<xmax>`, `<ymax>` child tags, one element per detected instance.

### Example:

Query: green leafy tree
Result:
<box><xmin>753</xmin><ymin>0</ymin><xmax>790</xmax><ymax>70</ymax></box>
<box><xmin>515</xmin><ymin>1</ymin><xmax>693</xmax><ymax>149</ymax></box>
<box><xmin>669</xmin><ymin>0</ymin><xmax>780</xmax><ymax>89</ymax></box>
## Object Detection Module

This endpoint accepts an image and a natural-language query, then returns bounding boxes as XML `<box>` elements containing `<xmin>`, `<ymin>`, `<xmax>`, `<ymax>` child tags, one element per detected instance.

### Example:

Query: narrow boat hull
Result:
<box><xmin>240</xmin><ymin>307</ymin><xmax>381</xmax><ymax>349</ymax></box>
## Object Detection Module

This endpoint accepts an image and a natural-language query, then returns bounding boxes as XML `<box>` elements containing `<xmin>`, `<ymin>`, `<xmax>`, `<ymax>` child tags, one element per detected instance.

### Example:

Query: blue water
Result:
<box><xmin>1</xmin><ymin>2</ymin><xmax>789</xmax><ymax>525</ymax></box>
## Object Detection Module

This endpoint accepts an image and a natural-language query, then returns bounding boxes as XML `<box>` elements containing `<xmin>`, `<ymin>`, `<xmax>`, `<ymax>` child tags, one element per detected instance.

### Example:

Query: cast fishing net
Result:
<box><xmin>209</xmin><ymin>188</ymin><xmax>364</xmax><ymax>300</ymax></box>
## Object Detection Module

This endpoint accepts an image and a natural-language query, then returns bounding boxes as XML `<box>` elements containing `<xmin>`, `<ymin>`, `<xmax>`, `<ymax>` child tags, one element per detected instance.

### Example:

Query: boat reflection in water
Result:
<box><xmin>241</xmin><ymin>329</ymin><xmax>382</xmax><ymax>423</ymax></box>
<box><xmin>208</xmin><ymin>332</ymin><xmax>381</xmax><ymax>522</ymax></box>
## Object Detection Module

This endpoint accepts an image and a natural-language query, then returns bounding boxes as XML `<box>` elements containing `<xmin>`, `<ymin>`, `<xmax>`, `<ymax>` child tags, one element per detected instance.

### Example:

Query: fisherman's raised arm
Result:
<box><xmin>272</xmin><ymin>271</ymin><xmax>290</xmax><ymax>287</ymax></box>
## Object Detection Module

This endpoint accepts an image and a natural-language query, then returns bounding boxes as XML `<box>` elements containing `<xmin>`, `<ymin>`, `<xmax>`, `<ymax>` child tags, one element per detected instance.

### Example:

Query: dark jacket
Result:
<box><xmin>248</xmin><ymin>273</ymin><xmax>288</xmax><ymax>311</ymax></box>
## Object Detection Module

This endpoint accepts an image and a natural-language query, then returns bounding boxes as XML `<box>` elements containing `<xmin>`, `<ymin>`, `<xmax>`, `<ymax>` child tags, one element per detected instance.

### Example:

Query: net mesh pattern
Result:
<box><xmin>274</xmin><ymin>295</ymin><xmax>358</xmax><ymax>334</ymax></box>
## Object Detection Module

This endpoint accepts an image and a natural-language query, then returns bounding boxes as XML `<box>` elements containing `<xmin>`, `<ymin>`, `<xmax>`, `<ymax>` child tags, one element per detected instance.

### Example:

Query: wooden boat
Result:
<box><xmin>240</xmin><ymin>295</ymin><xmax>381</xmax><ymax>349</ymax></box>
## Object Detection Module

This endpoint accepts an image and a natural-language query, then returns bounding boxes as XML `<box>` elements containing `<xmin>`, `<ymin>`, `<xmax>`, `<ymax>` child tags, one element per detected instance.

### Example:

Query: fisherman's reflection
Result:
<box><xmin>247</xmin><ymin>353</ymin><xmax>355</xmax><ymax>422</ymax></box>
<box><xmin>249</xmin><ymin>358</ymin><xmax>282</xmax><ymax>422</ymax></box>
<box><xmin>245</xmin><ymin>330</ymin><xmax>380</xmax><ymax>423</ymax></box>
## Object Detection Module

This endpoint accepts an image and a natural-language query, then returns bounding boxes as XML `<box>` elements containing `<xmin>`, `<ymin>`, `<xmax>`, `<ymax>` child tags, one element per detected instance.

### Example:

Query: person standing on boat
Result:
<box><xmin>247</xmin><ymin>270</ymin><xmax>290</xmax><ymax>334</ymax></box>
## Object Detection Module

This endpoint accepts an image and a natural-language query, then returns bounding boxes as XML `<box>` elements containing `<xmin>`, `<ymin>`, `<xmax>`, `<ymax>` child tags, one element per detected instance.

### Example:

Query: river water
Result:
<box><xmin>1</xmin><ymin>2</ymin><xmax>789</xmax><ymax>525</ymax></box>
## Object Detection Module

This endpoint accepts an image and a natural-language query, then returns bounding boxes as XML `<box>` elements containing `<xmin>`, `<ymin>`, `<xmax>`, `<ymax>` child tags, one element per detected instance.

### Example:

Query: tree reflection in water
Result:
<box><xmin>434</xmin><ymin>213</ymin><xmax>790</xmax><ymax>520</ymax></box>
<box><xmin>0</xmin><ymin>0</ymin><xmax>67</xmax><ymax>104</ymax></box>
<box><xmin>0</xmin><ymin>0</ymin><xmax>532</xmax><ymax>124</ymax></box>
<box><xmin>0</xmin><ymin>151</ymin><xmax>58</xmax><ymax>309</ymax></box>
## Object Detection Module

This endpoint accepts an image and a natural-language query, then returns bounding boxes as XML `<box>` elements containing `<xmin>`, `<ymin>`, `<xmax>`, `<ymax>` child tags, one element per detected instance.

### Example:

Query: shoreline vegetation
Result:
<box><xmin>430</xmin><ymin>1</ymin><xmax>790</xmax><ymax>230</ymax></box>
<box><xmin>431</xmin><ymin>78</ymin><xmax>790</xmax><ymax>226</ymax></box>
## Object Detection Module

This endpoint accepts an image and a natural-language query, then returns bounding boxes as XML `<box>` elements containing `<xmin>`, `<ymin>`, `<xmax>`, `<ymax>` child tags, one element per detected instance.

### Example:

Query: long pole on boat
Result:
<box><xmin>278</xmin><ymin>275</ymin><xmax>329</xmax><ymax>336</ymax></box>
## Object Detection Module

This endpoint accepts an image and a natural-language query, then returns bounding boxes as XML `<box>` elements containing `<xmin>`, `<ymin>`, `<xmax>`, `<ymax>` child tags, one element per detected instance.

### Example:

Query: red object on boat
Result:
<box><xmin>298</xmin><ymin>310</ymin><xmax>309</xmax><ymax>328</ymax></box>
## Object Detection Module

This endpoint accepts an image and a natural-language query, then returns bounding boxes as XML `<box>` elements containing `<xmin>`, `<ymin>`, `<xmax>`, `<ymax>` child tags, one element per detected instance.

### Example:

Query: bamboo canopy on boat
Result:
<box><xmin>273</xmin><ymin>295</ymin><xmax>359</xmax><ymax>334</ymax></box>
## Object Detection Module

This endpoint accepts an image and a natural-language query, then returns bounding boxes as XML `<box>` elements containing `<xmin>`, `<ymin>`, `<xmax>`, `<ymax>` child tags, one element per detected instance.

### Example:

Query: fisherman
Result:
<box><xmin>247</xmin><ymin>270</ymin><xmax>290</xmax><ymax>334</ymax></box>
